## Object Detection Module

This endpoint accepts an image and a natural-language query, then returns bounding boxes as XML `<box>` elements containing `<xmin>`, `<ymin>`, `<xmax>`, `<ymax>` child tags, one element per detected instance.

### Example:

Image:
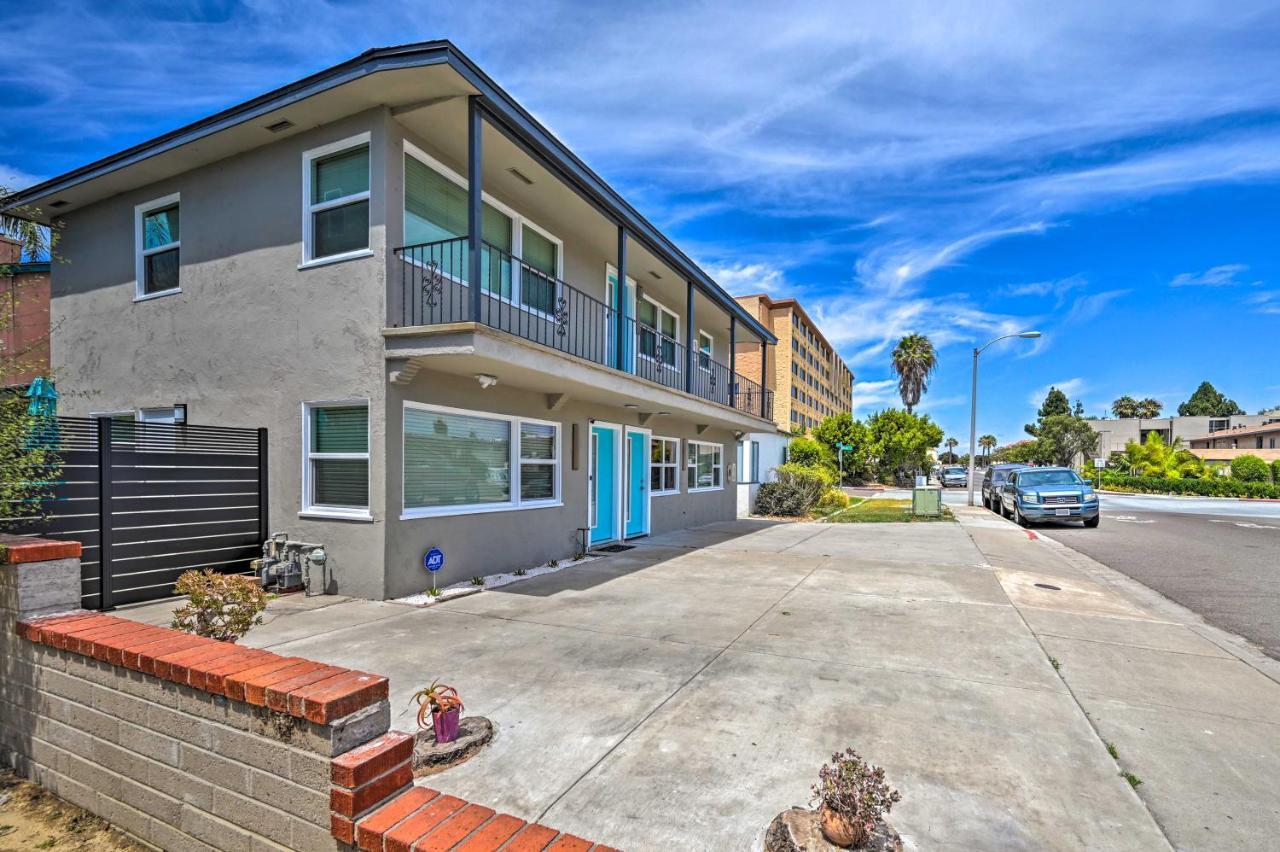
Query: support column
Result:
<box><xmin>685</xmin><ymin>281</ymin><xmax>695</xmax><ymax>393</ymax></box>
<box><xmin>729</xmin><ymin>316</ymin><xmax>737</xmax><ymax>408</ymax></box>
<box><xmin>467</xmin><ymin>96</ymin><xmax>483</xmax><ymax>322</ymax></box>
<box><xmin>760</xmin><ymin>341</ymin><xmax>768</xmax><ymax>417</ymax></box>
<box><xmin>616</xmin><ymin>225</ymin><xmax>628</xmax><ymax>372</ymax></box>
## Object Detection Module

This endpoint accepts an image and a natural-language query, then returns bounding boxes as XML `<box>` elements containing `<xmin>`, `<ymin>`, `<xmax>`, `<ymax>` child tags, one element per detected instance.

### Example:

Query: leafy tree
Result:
<box><xmin>1111</xmin><ymin>395</ymin><xmax>1139</xmax><ymax>419</ymax></box>
<box><xmin>1</xmin><ymin>186</ymin><xmax>61</xmax><ymax>528</ymax></box>
<box><xmin>1034</xmin><ymin>415</ymin><xmax>1099</xmax><ymax>467</ymax></box>
<box><xmin>978</xmin><ymin>434</ymin><xmax>997</xmax><ymax>463</ymax></box>
<box><xmin>1026</xmin><ymin>387</ymin><xmax>1071</xmax><ymax>437</ymax></box>
<box><xmin>812</xmin><ymin>413</ymin><xmax>871</xmax><ymax>483</ymax></box>
<box><xmin>1177</xmin><ymin>382</ymin><xmax>1243</xmax><ymax>417</ymax></box>
<box><xmin>992</xmin><ymin>440</ymin><xmax>1040</xmax><ymax>464</ymax></box>
<box><xmin>890</xmin><ymin>334</ymin><xmax>936</xmax><ymax>414</ymax></box>
<box><xmin>865</xmin><ymin>408</ymin><xmax>944</xmax><ymax>485</ymax></box>
<box><xmin>787</xmin><ymin>436</ymin><xmax>829</xmax><ymax>469</ymax></box>
<box><xmin>1259</xmin><ymin>404</ymin><xmax>1280</xmax><ymax>416</ymax></box>
<box><xmin>1230</xmin><ymin>454</ymin><xmax>1271</xmax><ymax>483</ymax></box>
<box><xmin>1119</xmin><ymin>433</ymin><xmax>1205</xmax><ymax>479</ymax></box>
<box><xmin>1135</xmin><ymin>398</ymin><xmax>1162</xmax><ymax>418</ymax></box>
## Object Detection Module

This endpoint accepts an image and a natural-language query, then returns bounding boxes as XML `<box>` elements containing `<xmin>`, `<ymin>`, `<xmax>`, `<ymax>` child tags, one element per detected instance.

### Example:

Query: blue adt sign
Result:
<box><xmin>424</xmin><ymin>548</ymin><xmax>445</xmax><ymax>573</ymax></box>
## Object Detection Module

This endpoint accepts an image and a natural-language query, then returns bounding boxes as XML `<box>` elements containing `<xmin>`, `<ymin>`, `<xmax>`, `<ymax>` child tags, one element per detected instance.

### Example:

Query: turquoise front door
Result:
<box><xmin>624</xmin><ymin>429</ymin><xmax>649</xmax><ymax>538</ymax></box>
<box><xmin>590</xmin><ymin>425</ymin><xmax>618</xmax><ymax>544</ymax></box>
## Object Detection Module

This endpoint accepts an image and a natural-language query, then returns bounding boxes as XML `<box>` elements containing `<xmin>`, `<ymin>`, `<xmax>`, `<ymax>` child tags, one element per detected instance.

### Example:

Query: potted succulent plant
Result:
<box><xmin>811</xmin><ymin>748</ymin><xmax>901</xmax><ymax>848</ymax></box>
<box><xmin>411</xmin><ymin>680</ymin><xmax>464</xmax><ymax>744</ymax></box>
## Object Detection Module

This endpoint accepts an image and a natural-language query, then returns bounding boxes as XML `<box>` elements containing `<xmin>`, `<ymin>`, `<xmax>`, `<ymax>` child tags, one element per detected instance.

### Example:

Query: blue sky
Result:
<box><xmin>3</xmin><ymin>1</ymin><xmax>1280</xmax><ymax>445</ymax></box>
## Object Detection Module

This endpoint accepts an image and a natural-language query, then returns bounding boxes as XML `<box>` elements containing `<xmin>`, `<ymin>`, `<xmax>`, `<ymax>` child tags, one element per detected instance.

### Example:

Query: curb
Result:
<box><xmin>1096</xmin><ymin>489</ymin><xmax>1280</xmax><ymax>503</ymax></box>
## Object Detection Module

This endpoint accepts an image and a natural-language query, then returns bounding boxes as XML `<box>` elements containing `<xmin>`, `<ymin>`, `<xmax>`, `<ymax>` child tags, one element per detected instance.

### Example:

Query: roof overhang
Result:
<box><xmin>4</xmin><ymin>41</ymin><xmax>774</xmax><ymax>344</ymax></box>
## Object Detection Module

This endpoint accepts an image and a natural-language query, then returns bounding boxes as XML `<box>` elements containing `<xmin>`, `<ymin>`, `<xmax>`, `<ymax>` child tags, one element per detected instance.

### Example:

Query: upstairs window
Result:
<box><xmin>303</xmin><ymin>134</ymin><xmax>371</xmax><ymax>265</ymax></box>
<box><xmin>698</xmin><ymin>331</ymin><xmax>713</xmax><ymax>372</ymax></box>
<box><xmin>638</xmin><ymin>296</ymin><xmax>679</xmax><ymax>369</ymax></box>
<box><xmin>135</xmin><ymin>194</ymin><xmax>181</xmax><ymax>299</ymax></box>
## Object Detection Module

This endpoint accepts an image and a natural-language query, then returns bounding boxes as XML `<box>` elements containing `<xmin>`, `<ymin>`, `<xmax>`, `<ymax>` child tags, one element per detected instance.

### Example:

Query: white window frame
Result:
<box><xmin>402</xmin><ymin>141</ymin><xmax>563</xmax><ymax>317</ymax></box>
<box><xmin>301</xmin><ymin>132</ymin><xmax>374</xmax><ymax>269</ymax></box>
<box><xmin>400</xmin><ymin>401</ymin><xmax>562</xmax><ymax>520</ymax></box>
<box><xmin>650</xmin><ymin>436</ymin><xmax>681</xmax><ymax>497</ymax></box>
<box><xmin>134</xmin><ymin>193</ymin><xmax>181</xmax><ymax>301</ymax></box>
<box><xmin>697</xmin><ymin>329</ymin><xmax>714</xmax><ymax>373</ymax></box>
<box><xmin>687</xmin><ymin>440</ymin><xmax>724</xmax><ymax>493</ymax></box>
<box><xmin>636</xmin><ymin>294</ymin><xmax>681</xmax><ymax>371</ymax></box>
<box><xmin>301</xmin><ymin>399</ymin><xmax>372</xmax><ymax>521</ymax></box>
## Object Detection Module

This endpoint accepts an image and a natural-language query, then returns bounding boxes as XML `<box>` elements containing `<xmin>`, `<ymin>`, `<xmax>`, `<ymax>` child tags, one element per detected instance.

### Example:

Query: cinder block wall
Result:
<box><xmin>0</xmin><ymin>537</ymin><xmax>616</xmax><ymax>852</ymax></box>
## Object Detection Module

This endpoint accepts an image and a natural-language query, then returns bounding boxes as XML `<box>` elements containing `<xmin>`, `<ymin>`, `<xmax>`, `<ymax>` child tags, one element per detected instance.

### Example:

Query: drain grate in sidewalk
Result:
<box><xmin>593</xmin><ymin>544</ymin><xmax>635</xmax><ymax>554</ymax></box>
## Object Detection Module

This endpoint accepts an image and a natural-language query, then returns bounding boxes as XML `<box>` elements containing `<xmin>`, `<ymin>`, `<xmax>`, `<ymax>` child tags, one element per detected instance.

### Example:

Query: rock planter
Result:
<box><xmin>411</xmin><ymin>716</ymin><xmax>493</xmax><ymax>777</ymax></box>
<box><xmin>765</xmin><ymin>807</ymin><xmax>902</xmax><ymax>852</ymax></box>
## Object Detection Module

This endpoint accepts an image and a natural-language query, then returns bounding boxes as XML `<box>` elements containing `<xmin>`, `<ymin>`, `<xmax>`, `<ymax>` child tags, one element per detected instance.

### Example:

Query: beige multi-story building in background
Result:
<box><xmin>734</xmin><ymin>293</ymin><xmax>853</xmax><ymax>433</ymax></box>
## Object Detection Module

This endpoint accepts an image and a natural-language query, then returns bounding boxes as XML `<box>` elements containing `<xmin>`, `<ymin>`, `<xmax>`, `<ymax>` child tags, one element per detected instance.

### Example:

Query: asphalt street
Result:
<box><xmin>935</xmin><ymin>487</ymin><xmax>1280</xmax><ymax>660</ymax></box>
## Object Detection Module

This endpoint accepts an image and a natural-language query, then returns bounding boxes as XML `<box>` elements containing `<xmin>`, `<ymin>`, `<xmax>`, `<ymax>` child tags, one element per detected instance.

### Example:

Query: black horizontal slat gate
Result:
<box><xmin>3</xmin><ymin>416</ymin><xmax>267</xmax><ymax>610</ymax></box>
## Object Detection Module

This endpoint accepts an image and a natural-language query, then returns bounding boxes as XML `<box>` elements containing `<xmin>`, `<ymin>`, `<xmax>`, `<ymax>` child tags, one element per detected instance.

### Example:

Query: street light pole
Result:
<box><xmin>967</xmin><ymin>330</ymin><xmax>1042</xmax><ymax>507</ymax></box>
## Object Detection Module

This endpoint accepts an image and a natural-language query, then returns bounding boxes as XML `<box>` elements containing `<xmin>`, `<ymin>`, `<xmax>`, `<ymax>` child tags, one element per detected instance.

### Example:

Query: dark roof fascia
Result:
<box><xmin>5</xmin><ymin>41</ymin><xmax>773</xmax><ymax>344</ymax></box>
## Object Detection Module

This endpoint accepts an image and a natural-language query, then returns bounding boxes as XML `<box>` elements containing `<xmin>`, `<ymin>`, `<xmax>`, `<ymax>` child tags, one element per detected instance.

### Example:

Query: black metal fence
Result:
<box><xmin>3</xmin><ymin>417</ymin><xmax>267</xmax><ymax>610</ymax></box>
<box><xmin>394</xmin><ymin>237</ymin><xmax>775</xmax><ymax>422</ymax></box>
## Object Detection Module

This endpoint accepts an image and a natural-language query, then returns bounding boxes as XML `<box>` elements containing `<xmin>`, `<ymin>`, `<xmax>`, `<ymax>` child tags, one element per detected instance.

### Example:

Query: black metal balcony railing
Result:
<box><xmin>393</xmin><ymin>237</ymin><xmax>773</xmax><ymax>421</ymax></box>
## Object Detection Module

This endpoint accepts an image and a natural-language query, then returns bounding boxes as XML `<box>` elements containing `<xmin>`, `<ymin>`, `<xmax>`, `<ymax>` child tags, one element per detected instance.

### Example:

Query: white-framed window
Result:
<box><xmin>687</xmin><ymin>440</ymin><xmax>723</xmax><ymax>492</ymax></box>
<box><xmin>637</xmin><ymin>295</ymin><xmax>680</xmax><ymax>369</ymax></box>
<box><xmin>697</xmin><ymin>330</ymin><xmax>713</xmax><ymax>372</ymax></box>
<box><xmin>402</xmin><ymin>141</ymin><xmax>563</xmax><ymax>315</ymax></box>
<box><xmin>302</xmin><ymin>401</ymin><xmax>371</xmax><ymax>519</ymax></box>
<box><xmin>650</xmin><ymin>437</ymin><xmax>680</xmax><ymax>496</ymax></box>
<box><xmin>402</xmin><ymin>402</ymin><xmax>561</xmax><ymax>519</ymax></box>
<box><xmin>737</xmin><ymin>440</ymin><xmax>762</xmax><ymax>484</ymax></box>
<box><xmin>134</xmin><ymin>193</ymin><xmax>181</xmax><ymax>300</ymax></box>
<box><xmin>302</xmin><ymin>133</ymin><xmax>372</xmax><ymax>267</ymax></box>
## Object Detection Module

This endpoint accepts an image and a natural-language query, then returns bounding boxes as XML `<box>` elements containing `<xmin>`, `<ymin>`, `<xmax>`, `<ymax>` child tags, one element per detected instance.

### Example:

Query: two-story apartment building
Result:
<box><xmin>4</xmin><ymin>42</ymin><xmax>777</xmax><ymax>600</ymax></box>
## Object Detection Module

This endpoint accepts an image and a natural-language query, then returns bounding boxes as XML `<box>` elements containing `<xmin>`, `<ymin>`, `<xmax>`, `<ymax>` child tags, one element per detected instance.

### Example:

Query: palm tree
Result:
<box><xmin>1135</xmin><ymin>398</ymin><xmax>1163</xmax><ymax>419</ymax></box>
<box><xmin>979</xmin><ymin>434</ymin><xmax>997</xmax><ymax>464</ymax></box>
<box><xmin>1120</xmin><ymin>433</ymin><xmax>1206</xmax><ymax>479</ymax></box>
<box><xmin>944</xmin><ymin>436</ymin><xmax>959</xmax><ymax>463</ymax></box>
<box><xmin>891</xmin><ymin>334</ymin><xmax>937</xmax><ymax>413</ymax></box>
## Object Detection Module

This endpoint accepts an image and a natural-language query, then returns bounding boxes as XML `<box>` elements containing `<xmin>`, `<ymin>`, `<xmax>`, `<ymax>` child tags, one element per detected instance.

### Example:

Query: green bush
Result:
<box><xmin>1231</xmin><ymin>454</ymin><xmax>1271</xmax><ymax>483</ymax></box>
<box><xmin>1274</xmin><ymin>459</ymin><xmax>1280</xmax><ymax>484</ymax></box>
<box><xmin>787</xmin><ymin>437</ymin><xmax>827</xmax><ymax>468</ymax></box>
<box><xmin>1099</xmin><ymin>471</ymin><xmax>1280</xmax><ymax>499</ymax></box>
<box><xmin>755</xmin><ymin>466</ymin><xmax>832</xmax><ymax>516</ymax></box>
<box><xmin>815</xmin><ymin>489</ymin><xmax>851</xmax><ymax>511</ymax></box>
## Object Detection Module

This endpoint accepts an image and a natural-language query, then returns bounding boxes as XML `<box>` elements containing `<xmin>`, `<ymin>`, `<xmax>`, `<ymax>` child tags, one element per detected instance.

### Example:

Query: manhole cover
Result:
<box><xmin>1034</xmin><ymin>583</ymin><xmax>1062</xmax><ymax>591</ymax></box>
<box><xmin>594</xmin><ymin>544</ymin><xmax>635</xmax><ymax>554</ymax></box>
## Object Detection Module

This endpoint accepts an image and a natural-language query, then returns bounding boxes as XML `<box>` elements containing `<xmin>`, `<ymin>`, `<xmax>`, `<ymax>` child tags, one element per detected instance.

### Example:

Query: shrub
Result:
<box><xmin>815</xmin><ymin>489</ymin><xmax>851</xmax><ymax>511</ymax></box>
<box><xmin>1231</xmin><ymin>454</ymin><xmax>1271</xmax><ymax>483</ymax></box>
<box><xmin>171</xmin><ymin>570</ymin><xmax>268</xmax><ymax>642</ymax></box>
<box><xmin>755</xmin><ymin>466</ymin><xmax>831</xmax><ymax>516</ymax></box>
<box><xmin>1099</xmin><ymin>471</ymin><xmax>1280</xmax><ymax>499</ymax></box>
<box><xmin>811</xmin><ymin>748</ymin><xmax>901</xmax><ymax>839</ymax></box>
<box><xmin>1274</xmin><ymin>459</ymin><xmax>1280</xmax><ymax>484</ymax></box>
<box><xmin>787</xmin><ymin>437</ymin><xmax>827</xmax><ymax>468</ymax></box>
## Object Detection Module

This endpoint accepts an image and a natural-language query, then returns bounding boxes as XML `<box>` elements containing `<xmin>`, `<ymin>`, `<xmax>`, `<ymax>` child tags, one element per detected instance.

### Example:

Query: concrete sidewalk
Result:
<box><xmin>955</xmin><ymin>505</ymin><xmax>1280</xmax><ymax>850</ymax></box>
<box><xmin>116</xmin><ymin>514</ymin><xmax>1278</xmax><ymax>850</ymax></box>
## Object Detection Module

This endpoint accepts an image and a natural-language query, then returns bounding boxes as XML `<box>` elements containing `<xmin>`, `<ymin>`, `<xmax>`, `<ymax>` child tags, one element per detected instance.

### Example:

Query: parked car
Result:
<box><xmin>981</xmin><ymin>463</ymin><xmax>1026</xmax><ymax>510</ymax></box>
<box><xmin>939</xmin><ymin>465</ymin><xmax>968</xmax><ymax>487</ymax></box>
<box><xmin>998</xmin><ymin>467</ymin><xmax>1100</xmax><ymax>527</ymax></box>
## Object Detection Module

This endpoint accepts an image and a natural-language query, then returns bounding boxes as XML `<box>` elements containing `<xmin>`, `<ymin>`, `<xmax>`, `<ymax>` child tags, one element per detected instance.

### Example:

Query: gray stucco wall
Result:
<box><xmin>48</xmin><ymin>108</ymin><xmax>394</xmax><ymax>600</ymax></box>
<box><xmin>382</xmin><ymin>367</ymin><xmax>737</xmax><ymax>598</ymax></box>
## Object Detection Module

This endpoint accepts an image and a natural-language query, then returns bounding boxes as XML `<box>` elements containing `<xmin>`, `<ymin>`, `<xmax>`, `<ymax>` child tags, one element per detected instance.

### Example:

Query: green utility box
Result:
<box><xmin>912</xmin><ymin>486</ymin><xmax>942</xmax><ymax>517</ymax></box>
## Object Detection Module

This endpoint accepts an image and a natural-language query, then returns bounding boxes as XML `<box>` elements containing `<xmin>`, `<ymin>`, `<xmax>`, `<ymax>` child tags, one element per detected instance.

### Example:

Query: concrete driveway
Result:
<box><xmin>121</xmin><ymin>519</ymin><xmax>1169</xmax><ymax>850</ymax></box>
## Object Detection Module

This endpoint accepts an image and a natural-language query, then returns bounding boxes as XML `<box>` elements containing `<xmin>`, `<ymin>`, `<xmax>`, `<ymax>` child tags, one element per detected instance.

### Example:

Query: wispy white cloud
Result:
<box><xmin>1170</xmin><ymin>263</ymin><xmax>1256</xmax><ymax>288</ymax></box>
<box><xmin>1246</xmin><ymin>291</ymin><xmax>1280</xmax><ymax>314</ymax></box>
<box><xmin>1063</xmin><ymin>289</ymin><xmax>1131</xmax><ymax>324</ymax></box>
<box><xmin>1028</xmin><ymin>378</ymin><xmax>1087</xmax><ymax>409</ymax></box>
<box><xmin>851</xmin><ymin>379</ymin><xmax>900</xmax><ymax>414</ymax></box>
<box><xmin>703</xmin><ymin>261</ymin><xmax>790</xmax><ymax>297</ymax></box>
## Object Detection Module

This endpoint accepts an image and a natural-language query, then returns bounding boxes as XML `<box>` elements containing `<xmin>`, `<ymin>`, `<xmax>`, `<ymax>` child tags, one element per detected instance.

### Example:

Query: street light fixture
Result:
<box><xmin>967</xmin><ymin>331</ymin><xmax>1041</xmax><ymax>507</ymax></box>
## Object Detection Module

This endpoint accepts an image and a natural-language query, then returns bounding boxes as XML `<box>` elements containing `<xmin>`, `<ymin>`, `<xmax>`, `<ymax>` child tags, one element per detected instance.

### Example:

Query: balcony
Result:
<box><xmin>391</xmin><ymin>237</ymin><xmax>772</xmax><ymax>422</ymax></box>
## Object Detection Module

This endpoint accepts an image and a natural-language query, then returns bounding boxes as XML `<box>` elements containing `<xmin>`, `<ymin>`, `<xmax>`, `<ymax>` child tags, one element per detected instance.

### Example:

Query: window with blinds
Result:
<box><xmin>402</xmin><ymin>404</ymin><xmax>560</xmax><ymax>517</ymax></box>
<box><xmin>305</xmin><ymin>137</ymin><xmax>370</xmax><ymax>262</ymax></box>
<box><xmin>403</xmin><ymin>147</ymin><xmax>562</xmax><ymax>313</ymax></box>
<box><xmin>305</xmin><ymin>403</ymin><xmax>369</xmax><ymax>516</ymax></box>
